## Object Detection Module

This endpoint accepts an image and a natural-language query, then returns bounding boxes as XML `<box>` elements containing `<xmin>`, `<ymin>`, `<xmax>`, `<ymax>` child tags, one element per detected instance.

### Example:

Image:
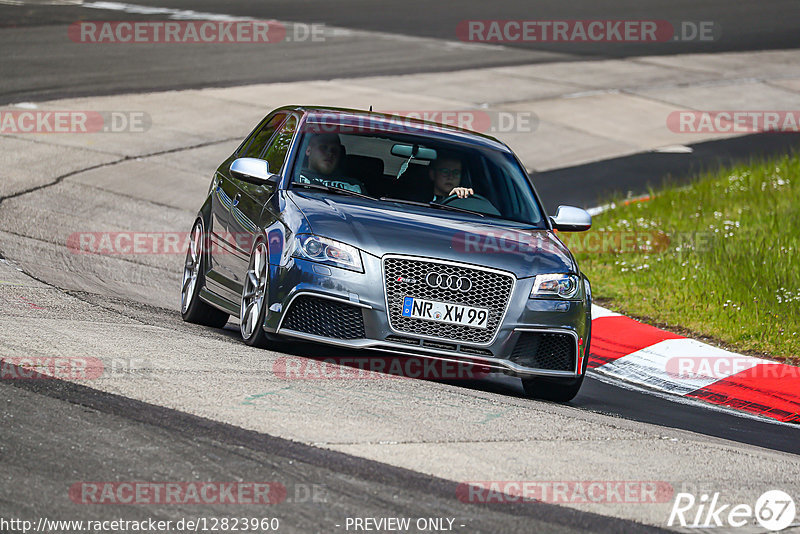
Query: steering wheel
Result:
<box><xmin>439</xmin><ymin>193</ymin><xmax>501</xmax><ymax>216</ymax></box>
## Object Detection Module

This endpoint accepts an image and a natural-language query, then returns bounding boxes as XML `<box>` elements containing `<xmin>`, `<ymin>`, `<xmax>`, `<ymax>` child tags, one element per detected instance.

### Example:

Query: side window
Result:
<box><xmin>239</xmin><ymin>112</ymin><xmax>287</xmax><ymax>159</ymax></box>
<box><xmin>261</xmin><ymin>115</ymin><xmax>298</xmax><ymax>174</ymax></box>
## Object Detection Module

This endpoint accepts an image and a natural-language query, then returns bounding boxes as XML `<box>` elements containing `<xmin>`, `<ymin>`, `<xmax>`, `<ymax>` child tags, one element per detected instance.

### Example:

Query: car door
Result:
<box><xmin>227</xmin><ymin>114</ymin><xmax>299</xmax><ymax>290</ymax></box>
<box><xmin>207</xmin><ymin>111</ymin><xmax>288</xmax><ymax>302</ymax></box>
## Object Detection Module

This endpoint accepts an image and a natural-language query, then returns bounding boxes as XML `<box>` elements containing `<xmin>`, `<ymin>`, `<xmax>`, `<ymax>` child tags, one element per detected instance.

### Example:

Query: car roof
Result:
<box><xmin>274</xmin><ymin>105</ymin><xmax>512</xmax><ymax>153</ymax></box>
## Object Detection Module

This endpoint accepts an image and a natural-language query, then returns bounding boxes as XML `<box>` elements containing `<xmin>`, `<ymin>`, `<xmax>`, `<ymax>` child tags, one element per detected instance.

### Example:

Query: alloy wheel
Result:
<box><xmin>181</xmin><ymin>223</ymin><xmax>203</xmax><ymax>314</ymax></box>
<box><xmin>240</xmin><ymin>242</ymin><xmax>268</xmax><ymax>340</ymax></box>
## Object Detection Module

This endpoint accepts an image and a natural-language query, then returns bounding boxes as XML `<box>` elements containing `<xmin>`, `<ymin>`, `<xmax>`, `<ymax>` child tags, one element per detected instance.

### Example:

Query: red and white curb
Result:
<box><xmin>588</xmin><ymin>305</ymin><xmax>800</xmax><ymax>424</ymax></box>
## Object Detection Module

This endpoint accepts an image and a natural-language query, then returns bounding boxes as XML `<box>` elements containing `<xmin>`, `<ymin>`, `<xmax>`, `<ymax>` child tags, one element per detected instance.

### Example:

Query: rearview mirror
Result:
<box><xmin>230</xmin><ymin>158</ymin><xmax>279</xmax><ymax>185</ymax></box>
<box><xmin>550</xmin><ymin>205</ymin><xmax>591</xmax><ymax>232</ymax></box>
<box><xmin>390</xmin><ymin>144</ymin><xmax>437</xmax><ymax>160</ymax></box>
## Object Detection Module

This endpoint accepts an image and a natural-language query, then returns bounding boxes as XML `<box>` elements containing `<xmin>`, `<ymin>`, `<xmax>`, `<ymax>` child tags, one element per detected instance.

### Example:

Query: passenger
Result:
<box><xmin>429</xmin><ymin>153</ymin><xmax>473</xmax><ymax>203</ymax></box>
<box><xmin>298</xmin><ymin>133</ymin><xmax>366</xmax><ymax>194</ymax></box>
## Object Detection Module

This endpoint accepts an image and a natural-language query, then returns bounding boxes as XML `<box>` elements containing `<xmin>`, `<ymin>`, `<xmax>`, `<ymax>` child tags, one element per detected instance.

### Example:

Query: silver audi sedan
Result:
<box><xmin>181</xmin><ymin>106</ymin><xmax>593</xmax><ymax>401</ymax></box>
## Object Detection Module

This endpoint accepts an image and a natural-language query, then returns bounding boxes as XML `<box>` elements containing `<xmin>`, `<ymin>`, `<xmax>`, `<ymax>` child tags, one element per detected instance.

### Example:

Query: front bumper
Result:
<box><xmin>262</xmin><ymin>254</ymin><xmax>591</xmax><ymax>378</ymax></box>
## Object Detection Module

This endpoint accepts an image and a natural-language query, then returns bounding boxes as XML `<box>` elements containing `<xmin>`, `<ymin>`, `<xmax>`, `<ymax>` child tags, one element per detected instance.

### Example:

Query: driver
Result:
<box><xmin>299</xmin><ymin>133</ymin><xmax>366</xmax><ymax>194</ymax></box>
<box><xmin>429</xmin><ymin>153</ymin><xmax>473</xmax><ymax>203</ymax></box>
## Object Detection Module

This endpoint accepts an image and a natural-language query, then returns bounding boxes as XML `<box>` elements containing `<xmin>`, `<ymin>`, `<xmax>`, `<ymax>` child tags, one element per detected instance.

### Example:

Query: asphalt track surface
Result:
<box><xmin>1</xmin><ymin>0</ymin><xmax>799</xmax><ymax>103</ymax></box>
<box><xmin>2</xmin><ymin>377</ymin><xmax>660</xmax><ymax>534</ymax></box>
<box><xmin>2</xmin><ymin>2</ymin><xmax>800</xmax><ymax>533</ymax></box>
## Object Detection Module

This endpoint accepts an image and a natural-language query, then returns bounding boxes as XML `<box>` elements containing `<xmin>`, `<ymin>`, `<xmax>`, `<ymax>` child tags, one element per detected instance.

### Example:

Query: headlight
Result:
<box><xmin>292</xmin><ymin>234</ymin><xmax>363</xmax><ymax>272</ymax></box>
<box><xmin>530</xmin><ymin>273</ymin><xmax>580</xmax><ymax>299</ymax></box>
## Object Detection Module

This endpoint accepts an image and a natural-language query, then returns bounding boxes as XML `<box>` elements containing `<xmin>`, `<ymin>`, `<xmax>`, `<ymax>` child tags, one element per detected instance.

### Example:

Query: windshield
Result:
<box><xmin>289</xmin><ymin>128</ymin><xmax>546</xmax><ymax>226</ymax></box>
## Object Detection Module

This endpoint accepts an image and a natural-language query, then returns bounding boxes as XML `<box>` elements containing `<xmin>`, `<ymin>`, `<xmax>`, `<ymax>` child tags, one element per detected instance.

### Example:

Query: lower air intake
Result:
<box><xmin>283</xmin><ymin>296</ymin><xmax>365</xmax><ymax>340</ymax></box>
<box><xmin>509</xmin><ymin>332</ymin><xmax>576</xmax><ymax>372</ymax></box>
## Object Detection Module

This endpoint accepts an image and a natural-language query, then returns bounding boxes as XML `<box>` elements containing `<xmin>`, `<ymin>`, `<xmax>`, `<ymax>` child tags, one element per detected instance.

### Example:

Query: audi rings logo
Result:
<box><xmin>425</xmin><ymin>272</ymin><xmax>472</xmax><ymax>292</ymax></box>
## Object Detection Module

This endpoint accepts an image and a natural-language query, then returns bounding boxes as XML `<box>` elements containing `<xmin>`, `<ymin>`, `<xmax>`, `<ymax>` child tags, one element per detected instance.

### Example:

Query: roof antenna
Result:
<box><xmin>369</xmin><ymin>105</ymin><xmax>373</xmax><ymax>112</ymax></box>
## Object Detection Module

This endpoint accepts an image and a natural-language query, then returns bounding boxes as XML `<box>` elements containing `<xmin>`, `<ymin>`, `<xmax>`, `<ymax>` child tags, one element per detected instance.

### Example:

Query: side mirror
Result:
<box><xmin>550</xmin><ymin>205</ymin><xmax>591</xmax><ymax>232</ymax></box>
<box><xmin>230</xmin><ymin>158</ymin><xmax>279</xmax><ymax>186</ymax></box>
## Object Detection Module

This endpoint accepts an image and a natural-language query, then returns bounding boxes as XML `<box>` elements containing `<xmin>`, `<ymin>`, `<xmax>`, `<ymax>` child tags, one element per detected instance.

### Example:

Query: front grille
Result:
<box><xmin>282</xmin><ymin>296</ymin><xmax>365</xmax><ymax>339</ymax></box>
<box><xmin>384</xmin><ymin>257</ymin><xmax>514</xmax><ymax>344</ymax></box>
<box><xmin>510</xmin><ymin>332</ymin><xmax>576</xmax><ymax>371</ymax></box>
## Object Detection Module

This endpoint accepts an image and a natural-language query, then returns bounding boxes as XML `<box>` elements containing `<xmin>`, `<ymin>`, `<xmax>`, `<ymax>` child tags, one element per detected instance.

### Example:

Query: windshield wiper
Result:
<box><xmin>379</xmin><ymin>197</ymin><xmax>485</xmax><ymax>218</ymax></box>
<box><xmin>291</xmin><ymin>181</ymin><xmax>375</xmax><ymax>201</ymax></box>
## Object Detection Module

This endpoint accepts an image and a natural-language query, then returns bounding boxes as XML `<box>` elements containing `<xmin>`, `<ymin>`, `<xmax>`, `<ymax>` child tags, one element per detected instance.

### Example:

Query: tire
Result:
<box><xmin>180</xmin><ymin>220</ymin><xmax>230</xmax><ymax>328</ymax></box>
<box><xmin>239</xmin><ymin>240</ymin><xmax>271</xmax><ymax>347</ymax></box>
<box><xmin>521</xmin><ymin>325</ymin><xmax>591</xmax><ymax>403</ymax></box>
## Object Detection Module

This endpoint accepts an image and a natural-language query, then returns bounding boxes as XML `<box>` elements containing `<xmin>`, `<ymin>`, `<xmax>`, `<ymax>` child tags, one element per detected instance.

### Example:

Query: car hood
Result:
<box><xmin>288</xmin><ymin>192</ymin><xmax>576</xmax><ymax>278</ymax></box>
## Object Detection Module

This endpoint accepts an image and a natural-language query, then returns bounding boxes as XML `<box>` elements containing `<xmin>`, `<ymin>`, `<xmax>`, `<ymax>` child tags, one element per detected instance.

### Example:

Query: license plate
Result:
<box><xmin>401</xmin><ymin>297</ymin><xmax>489</xmax><ymax>329</ymax></box>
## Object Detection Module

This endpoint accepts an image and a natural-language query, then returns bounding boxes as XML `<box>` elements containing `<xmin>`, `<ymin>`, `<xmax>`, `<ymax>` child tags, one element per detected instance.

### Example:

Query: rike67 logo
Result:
<box><xmin>668</xmin><ymin>490</ymin><xmax>796</xmax><ymax>531</ymax></box>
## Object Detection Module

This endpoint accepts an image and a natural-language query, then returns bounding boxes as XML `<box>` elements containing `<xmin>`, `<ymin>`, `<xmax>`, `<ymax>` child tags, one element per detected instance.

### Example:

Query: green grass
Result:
<box><xmin>563</xmin><ymin>153</ymin><xmax>800</xmax><ymax>363</ymax></box>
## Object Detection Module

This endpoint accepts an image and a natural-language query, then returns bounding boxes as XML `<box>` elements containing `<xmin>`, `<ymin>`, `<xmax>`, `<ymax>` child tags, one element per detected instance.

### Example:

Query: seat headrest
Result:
<box><xmin>391</xmin><ymin>162</ymin><xmax>432</xmax><ymax>202</ymax></box>
<box><xmin>343</xmin><ymin>154</ymin><xmax>384</xmax><ymax>178</ymax></box>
